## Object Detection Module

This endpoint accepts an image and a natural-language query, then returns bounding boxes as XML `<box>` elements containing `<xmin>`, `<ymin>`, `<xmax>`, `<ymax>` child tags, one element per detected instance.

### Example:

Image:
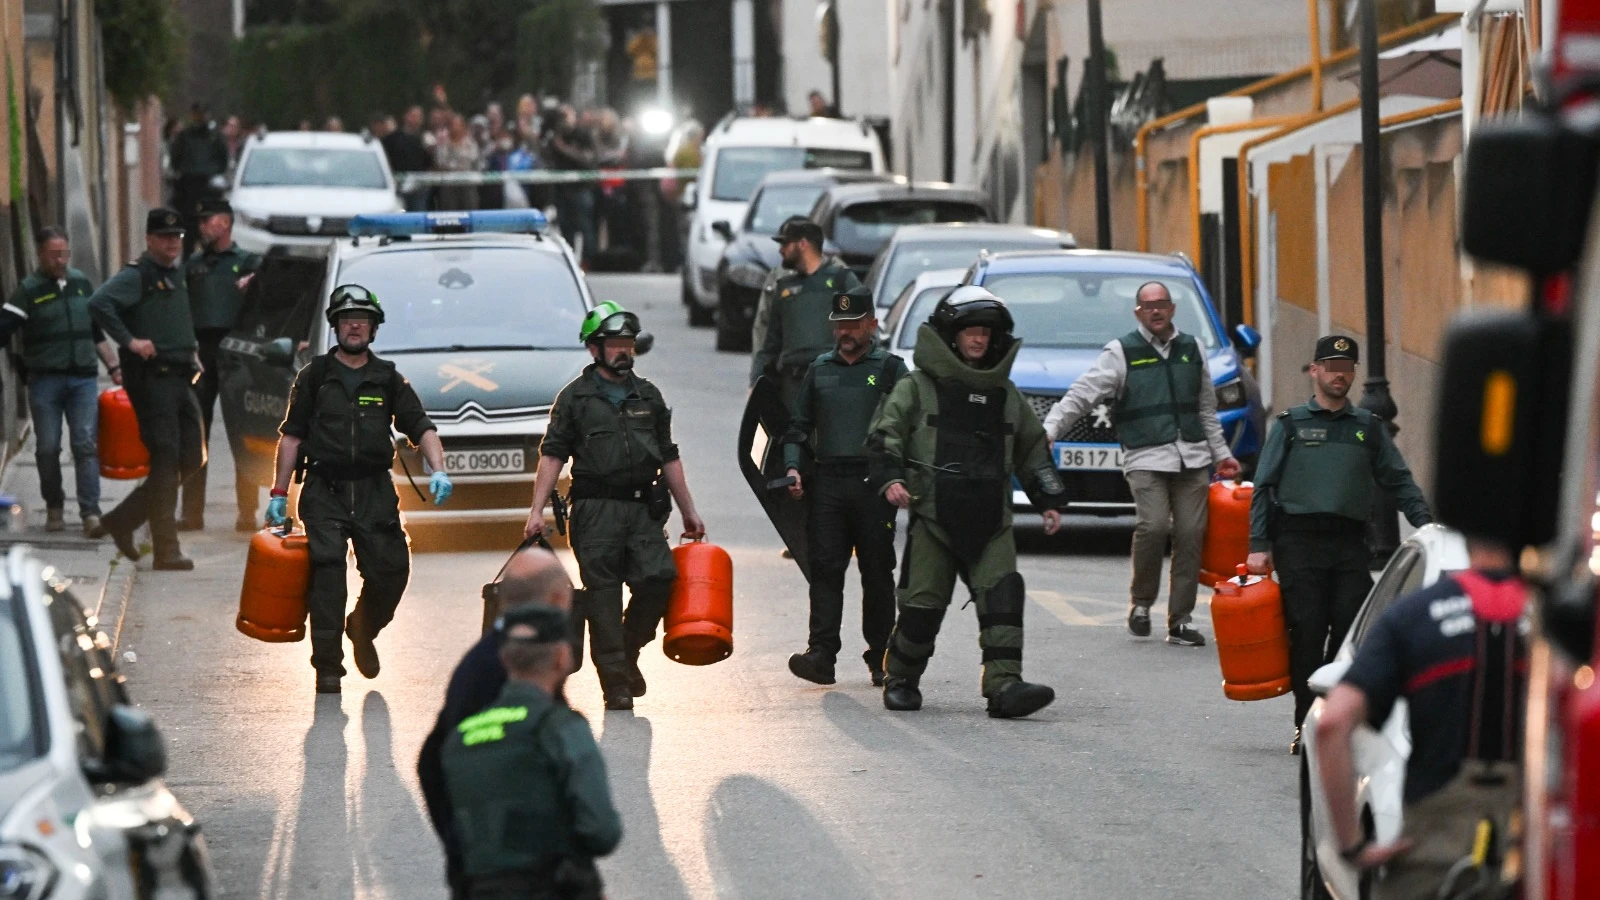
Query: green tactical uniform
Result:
<box><xmin>1114</xmin><ymin>331</ymin><xmax>1206</xmax><ymax>448</ymax></box>
<box><xmin>6</xmin><ymin>269</ymin><xmax>102</xmax><ymax>375</ymax></box>
<box><xmin>442</xmin><ymin>680</ymin><xmax>621</xmax><ymax>900</ymax></box>
<box><xmin>781</xmin><ymin>345</ymin><xmax>907</xmax><ymax>676</ymax></box>
<box><xmin>539</xmin><ymin>366</ymin><xmax>679</xmax><ymax>692</ymax></box>
<box><xmin>280</xmin><ymin>352</ymin><xmax>436</xmax><ymax>677</ymax></box>
<box><xmin>184</xmin><ymin>243</ymin><xmax>262</xmax><ymax>525</ymax></box>
<box><xmin>868</xmin><ymin>323</ymin><xmax>1064</xmax><ymax>699</ymax></box>
<box><xmin>88</xmin><ymin>250</ymin><xmax>205</xmax><ymax>562</ymax></box>
<box><xmin>1250</xmin><ymin>396</ymin><xmax>1433</xmax><ymax>728</ymax></box>
<box><xmin>748</xmin><ymin>258</ymin><xmax>860</xmax><ymax>406</ymax></box>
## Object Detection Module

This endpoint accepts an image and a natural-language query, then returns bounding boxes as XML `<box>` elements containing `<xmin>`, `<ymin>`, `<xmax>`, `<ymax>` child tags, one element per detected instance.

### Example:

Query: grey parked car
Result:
<box><xmin>0</xmin><ymin>546</ymin><xmax>217</xmax><ymax>899</ymax></box>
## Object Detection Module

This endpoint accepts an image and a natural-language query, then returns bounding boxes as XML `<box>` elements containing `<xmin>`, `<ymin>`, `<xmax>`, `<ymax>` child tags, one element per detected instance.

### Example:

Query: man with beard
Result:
<box><xmin>1247</xmin><ymin>335</ymin><xmax>1432</xmax><ymax>754</ymax></box>
<box><xmin>868</xmin><ymin>287</ymin><xmax>1070</xmax><ymax>718</ymax></box>
<box><xmin>750</xmin><ymin>216</ymin><xmax>859</xmax><ymax>411</ymax></box>
<box><xmin>267</xmin><ymin>285</ymin><xmax>453</xmax><ymax>694</ymax></box>
<box><xmin>181</xmin><ymin>198</ymin><xmax>261</xmax><ymax>532</ymax></box>
<box><xmin>524</xmin><ymin>303</ymin><xmax>706</xmax><ymax>710</ymax></box>
<box><xmin>780</xmin><ymin>285</ymin><xmax>907</xmax><ymax>687</ymax></box>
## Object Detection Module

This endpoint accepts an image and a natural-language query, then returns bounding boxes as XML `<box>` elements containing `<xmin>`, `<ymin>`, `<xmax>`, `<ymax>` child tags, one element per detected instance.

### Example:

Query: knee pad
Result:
<box><xmin>978</xmin><ymin>572</ymin><xmax>1025</xmax><ymax>629</ymax></box>
<box><xmin>896</xmin><ymin>605</ymin><xmax>946</xmax><ymax>644</ymax></box>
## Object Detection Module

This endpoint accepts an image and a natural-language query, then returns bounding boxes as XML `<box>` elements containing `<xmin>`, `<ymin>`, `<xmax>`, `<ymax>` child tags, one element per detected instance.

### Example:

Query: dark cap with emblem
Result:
<box><xmin>773</xmin><ymin>215</ymin><xmax>823</xmax><ymax>247</ymax></box>
<box><xmin>494</xmin><ymin>602</ymin><xmax>570</xmax><ymax>644</ymax></box>
<box><xmin>196</xmin><ymin>197</ymin><xmax>233</xmax><ymax>218</ymax></box>
<box><xmin>146</xmin><ymin>207</ymin><xmax>185</xmax><ymax>235</ymax></box>
<box><xmin>1313</xmin><ymin>334</ymin><xmax>1359</xmax><ymax>363</ymax></box>
<box><xmin>830</xmin><ymin>285</ymin><xmax>874</xmax><ymax>321</ymax></box>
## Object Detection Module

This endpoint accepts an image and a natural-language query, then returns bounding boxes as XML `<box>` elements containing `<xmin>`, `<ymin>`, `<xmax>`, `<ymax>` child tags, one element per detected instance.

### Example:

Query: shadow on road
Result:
<box><xmin>704</xmin><ymin>774</ymin><xmax>873</xmax><ymax>899</ymax></box>
<box><xmin>598</xmin><ymin>716</ymin><xmax>691</xmax><ymax>900</ymax></box>
<box><xmin>353</xmin><ymin>692</ymin><xmax>441</xmax><ymax>897</ymax></box>
<box><xmin>275</xmin><ymin>696</ymin><xmax>352</xmax><ymax>899</ymax></box>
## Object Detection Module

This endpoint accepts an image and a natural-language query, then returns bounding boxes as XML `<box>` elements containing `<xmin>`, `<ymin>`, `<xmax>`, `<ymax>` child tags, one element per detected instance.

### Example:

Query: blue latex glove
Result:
<box><xmin>266</xmin><ymin>495</ymin><xmax>288</xmax><ymax>526</ymax></box>
<box><xmin>430</xmin><ymin>471</ymin><xmax>453</xmax><ymax>506</ymax></box>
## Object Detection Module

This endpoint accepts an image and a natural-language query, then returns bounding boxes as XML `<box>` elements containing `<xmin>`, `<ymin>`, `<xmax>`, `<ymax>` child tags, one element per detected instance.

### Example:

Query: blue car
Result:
<box><xmin>883</xmin><ymin>249</ymin><xmax>1266</xmax><ymax>516</ymax></box>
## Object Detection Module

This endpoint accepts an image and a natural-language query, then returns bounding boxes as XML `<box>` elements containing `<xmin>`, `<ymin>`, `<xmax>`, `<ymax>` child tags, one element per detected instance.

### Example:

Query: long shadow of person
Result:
<box><xmin>276</xmin><ymin>695</ymin><xmax>351</xmax><ymax>900</ymax></box>
<box><xmin>596</xmin><ymin>715</ymin><xmax>691</xmax><ymax>900</ymax></box>
<box><xmin>704</xmin><ymin>774</ymin><xmax>874</xmax><ymax>899</ymax></box>
<box><xmin>351</xmin><ymin>692</ymin><xmax>445</xmax><ymax>898</ymax></box>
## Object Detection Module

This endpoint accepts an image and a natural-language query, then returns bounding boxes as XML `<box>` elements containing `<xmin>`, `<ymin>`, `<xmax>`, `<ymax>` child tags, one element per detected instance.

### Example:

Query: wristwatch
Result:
<box><xmin>1339</xmin><ymin>838</ymin><xmax>1372</xmax><ymax>863</ymax></box>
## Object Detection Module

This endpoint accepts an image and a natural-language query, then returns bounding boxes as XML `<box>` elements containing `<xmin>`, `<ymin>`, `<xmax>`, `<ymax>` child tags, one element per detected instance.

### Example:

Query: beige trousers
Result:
<box><xmin>1125</xmin><ymin>467</ymin><xmax>1211</xmax><ymax>629</ymax></box>
<box><xmin>1376</xmin><ymin>763</ymin><xmax>1519</xmax><ymax>900</ymax></box>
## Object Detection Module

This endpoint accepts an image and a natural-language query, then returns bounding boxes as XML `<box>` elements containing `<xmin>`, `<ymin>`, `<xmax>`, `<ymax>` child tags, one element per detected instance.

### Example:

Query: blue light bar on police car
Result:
<box><xmin>347</xmin><ymin>209</ymin><xmax>549</xmax><ymax>238</ymax></box>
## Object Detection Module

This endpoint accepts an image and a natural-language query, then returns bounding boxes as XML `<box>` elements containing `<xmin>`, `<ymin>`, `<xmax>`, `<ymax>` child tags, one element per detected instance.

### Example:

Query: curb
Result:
<box><xmin>97</xmin><ymin>555</ymin><xmax>138</xmax><ymax>654</ymax></box>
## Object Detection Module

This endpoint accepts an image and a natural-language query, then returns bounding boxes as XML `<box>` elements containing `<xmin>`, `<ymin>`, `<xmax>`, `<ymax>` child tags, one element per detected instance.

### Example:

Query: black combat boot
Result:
<box><xmin>346</xmin><ymin>613</ymin><xmax>380</xmax><ymax>679</ymax></box>
<box><xmin>787</xmin><ymin>650</ymin><xmax>836</xmax><ymax>685</ymax></box>
<box><xmin>864</xmin><ymin>649</ymin><xmax>886</xmax><ymax>687</ymax></box>
<box><xmin>315</xmin><ymin>673</ymin><xmax>341</xmax><ymax>694</ymax></box>
<box><xmin>986</xmin><ymin>681</ymin><xmax>1055</xmax><ymax>719</ymax></box>
<box><xmin>603</xmin><ymin>683</ymin><xmax>634</xmax><ymax>711</ymax></box>
<box><xmin>624</xmin><ymin>645</ymin><xmax>647</xmax><ymax>697</ymax></box>
<box><xmin>882</xmin><ymin>676</ymin><xmax>923</xmax><ymax>711</ymax></box>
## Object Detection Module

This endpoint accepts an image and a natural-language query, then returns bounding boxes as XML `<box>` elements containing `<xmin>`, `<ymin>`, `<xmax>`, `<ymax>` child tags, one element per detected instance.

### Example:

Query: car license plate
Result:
<box><xmin>1056</xmin><ymin>444</ymin><xmax>1123</xmax><ymax>470</ymax></box>
<box><xmin>444</xmin><ymin>448</ymin><xmax>526</xmax><ymax>475</ymax></box>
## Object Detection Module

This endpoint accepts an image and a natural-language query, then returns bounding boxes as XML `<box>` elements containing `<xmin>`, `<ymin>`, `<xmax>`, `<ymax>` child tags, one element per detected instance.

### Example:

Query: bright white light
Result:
<box><xmin>640</xmin><ymin>108</ymin><xmax>674</xmax><ymax>136</ymax></box>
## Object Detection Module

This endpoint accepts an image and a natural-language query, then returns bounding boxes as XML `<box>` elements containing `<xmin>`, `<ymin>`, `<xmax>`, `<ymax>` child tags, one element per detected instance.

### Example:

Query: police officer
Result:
<box><xmin>87</xmin><ymin>208</ymin><xmax>206</xmax><ymax>569</ymax></box>
<box><xmin>0</xmin><ymin>227</ymin><xmax>119</xmax><ymax>534</ymax></box>
<box><xmin>180</xmin><ymin>198</ymin><xmax>261</xmax><ymax>533</ymax></box>
<box><xmin>1316</xmin><ymin>537</ymin><xmax>1525</xmax><ymax>898</ymax></box>
<box><xmin>268</xmin><ymin>285</ymin><xmax>453</xmax><ymax>694</ymax></box>
<box><xmin>524</xmin><ymin>303</ymin><xmax>706</xmax><ymax>710</ymax></box>
<box><xmin>1043</xmin><ymin>281</ymin><xmax>1241</xmax><ymax>647</ymax></box>
<box><xmin>168</xmin><ymin>103</ymin><xmax>229</xmax><ymax>256</ymax></box>
<box><xmin>749</xmin><ymin>216</ymin><xmax>861</xmax><ymax>410</ymax></box>
<box><xmin>440</xmin><ymin>603</ymin><xmax>621</xmax><ymax>900</ymax></box>
<box><xmin>868</xmin><ymin>287</ymin><xmax>1069</xmax><ymax>718</ymax></box>
<box><xmin>1247</xmin><ymin>335</ymin><xmax>1433</xmax><ymax>754</ymax></box>
<box><xmin>780</xmin><ymin>285</ymin><xmax>906</xmax><ymax>687</ymax></box>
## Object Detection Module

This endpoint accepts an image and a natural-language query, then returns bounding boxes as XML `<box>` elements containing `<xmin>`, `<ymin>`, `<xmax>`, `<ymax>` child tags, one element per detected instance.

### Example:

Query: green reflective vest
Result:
<box><xmin>1113</xmin><ymin>331</ymin><xmax>1205</xmax><ymax>449</ymax></box>
<box><xmin>9</xmin><ymin>269</ymin><xmax>98</xmax><ymax>375</ymax></box>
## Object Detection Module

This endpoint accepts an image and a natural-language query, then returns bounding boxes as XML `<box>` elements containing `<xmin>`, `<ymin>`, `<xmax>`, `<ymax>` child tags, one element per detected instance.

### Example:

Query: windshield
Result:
<box><xmin>0</xmin><ymin>594</ymin><xmax>42</xmax><ymax>775</ymax></box>
<box><xmin>881</xmin><ymin>239</ymin><xmax>1058</xmax><ymax>303</ymax></box>
<box><xmin>981</xmin><ymin>272</ymin><xmax>1219</xmax><ymax>350</ymax></box>
<box><xmin>240</xmin><ymin>148</ymin><xmax>390</xmax><ymax>189</ymax></box>
<box><xmin>833</xmin><ymin>201</ymin><xmax>989</xmax><ymax>257</ymax></box>
<box><xmin>896</xmin><ymin>285</ymin><xmax>962</xmax><ymax>348</ymax></box>
<box><xmin>334</xmin><ymin>247</ymin><xmax>588</xmax><ymax>352</ymax></box>
<box><xmin>745</xmin><ymin>184</ymin><xmax>830</xmax><ymax>234</ymax></box>
<box><xmin>711</xmin><ymin>147</ymin><xmax>873</xmax><ymax>201</ymax></box>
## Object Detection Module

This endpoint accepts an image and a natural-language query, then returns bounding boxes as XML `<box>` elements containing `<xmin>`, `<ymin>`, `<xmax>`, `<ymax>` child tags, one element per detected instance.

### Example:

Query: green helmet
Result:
<box><xmin>579</xmin><ymin>302</ymin><xmax>642</xmax><ymax>344</ymax></box>
<box><xmin>326</xmin><ymin>284</ymin><xmax>385</xmax><ymax>325</ymax></box>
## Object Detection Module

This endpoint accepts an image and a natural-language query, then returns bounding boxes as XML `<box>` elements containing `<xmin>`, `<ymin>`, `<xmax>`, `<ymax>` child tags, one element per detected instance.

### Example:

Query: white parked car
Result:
<box><xmin>229</xmin><ymin>130</ymin><xmax>404</xmax><ymax>255</ymax></box>
<box><xmin>879</xmin><ymin>267</ymin><xmax>969</xmax><ymax>367</ymax></box>
<box><xmin>0</xmin><ymin>546</ymin><xmax>217</xmax><ymax>899</ymax></box>
<box><xmin>1299</xmin><ymin>523</ymin><xmax>1469</xmax><ymax>900</ymax></box>
<box><xmin>681</xmin><ymin>115</ymin><xmax>886</xmax><ymax>326</ymax></box>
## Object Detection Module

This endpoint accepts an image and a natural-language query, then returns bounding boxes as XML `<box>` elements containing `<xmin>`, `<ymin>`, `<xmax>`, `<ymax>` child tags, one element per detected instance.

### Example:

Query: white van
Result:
<box><xmin>681</xmin><ymin>116</ymin><xmax>886</xmax><ymax>325</ymax></box>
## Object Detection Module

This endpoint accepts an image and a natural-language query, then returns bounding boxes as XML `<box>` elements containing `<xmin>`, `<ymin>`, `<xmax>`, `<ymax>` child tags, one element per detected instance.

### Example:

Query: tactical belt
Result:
<box><xmin>128</xmin><ymin>358</ymin><xmax>198</xmax><ymax>378</ymax></box>
<box><xmin>305</xmin><ymin>460</ymin><xmax>391</xmax><ymax>482</ymax></box>
<box><xmin>1277</xmin><ymin>513</ymin><xmax>1366</xmax><ymax>536</ymax></box>
<box><xmin>568</xmin><ymin>479</ymin><xmax>654</xmax><ymax>503</ymax></box>
<box><xmin>813</xmin><ymin>459</ymin><xmax>869</xmax><ymax>476</ymax></box>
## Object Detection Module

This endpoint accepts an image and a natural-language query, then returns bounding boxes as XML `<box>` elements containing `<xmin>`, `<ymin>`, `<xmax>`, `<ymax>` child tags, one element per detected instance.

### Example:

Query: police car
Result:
<box><xmin>216</xmin><ymin>210</ymin><xmax>594</xmax><ymax>530</ymax></box>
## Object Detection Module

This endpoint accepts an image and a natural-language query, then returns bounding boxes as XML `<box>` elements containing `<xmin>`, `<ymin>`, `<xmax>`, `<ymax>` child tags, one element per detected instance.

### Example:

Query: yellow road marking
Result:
<box><xmin>1029</xmin><ymin>590</ymin><xmax>1101</xmax><ymax>626</ymax></box>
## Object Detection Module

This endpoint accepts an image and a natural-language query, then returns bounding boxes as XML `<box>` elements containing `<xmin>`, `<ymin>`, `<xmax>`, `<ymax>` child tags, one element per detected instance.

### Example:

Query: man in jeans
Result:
<box><xmin>0</xmin><ymin>227</ymin><xmax>120</xmax><ymax>534</ymax></box>
<box><xmin>1043</xmin><ymin>281</ymin><xmax>1240</xmax><ymax>646</ymax></box>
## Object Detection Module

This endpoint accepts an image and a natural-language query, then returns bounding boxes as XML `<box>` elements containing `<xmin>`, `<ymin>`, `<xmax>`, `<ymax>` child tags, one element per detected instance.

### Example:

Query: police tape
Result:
<box><xmin>397</xmin><ymin>167</ymin><xmax>700</xmax><ymax>190</ymax></box>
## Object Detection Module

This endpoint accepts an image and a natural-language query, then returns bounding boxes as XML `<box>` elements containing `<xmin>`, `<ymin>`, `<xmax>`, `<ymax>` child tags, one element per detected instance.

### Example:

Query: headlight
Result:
<box><xmin>1216</xmin><ymin>379</ymin><xmax>1247</xmax><ymax>410</ymax></box>
<box><xmin>0</xmin><ymin>844</ymin><xmax>58</xmax><ymax>900</ymax></box>
<box><xmin>725</xmin><ymin>263</ymin><xmax>769</xmax><ymax>290</ymax></box>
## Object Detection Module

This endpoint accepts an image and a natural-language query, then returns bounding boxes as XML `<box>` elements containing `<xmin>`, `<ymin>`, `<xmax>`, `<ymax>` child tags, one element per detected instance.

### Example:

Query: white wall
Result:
<box><xmin>781</xmin><ymin>0</ymin><xmax>892</xmax><ymax>118</ymax></box>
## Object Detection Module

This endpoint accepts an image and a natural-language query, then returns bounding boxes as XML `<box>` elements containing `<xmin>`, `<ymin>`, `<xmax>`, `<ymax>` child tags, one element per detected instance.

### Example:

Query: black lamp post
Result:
<box><xmin>1086</xmin><ymin>0</ymin><xmax>1113</xmax><ymax>249</ymax></box>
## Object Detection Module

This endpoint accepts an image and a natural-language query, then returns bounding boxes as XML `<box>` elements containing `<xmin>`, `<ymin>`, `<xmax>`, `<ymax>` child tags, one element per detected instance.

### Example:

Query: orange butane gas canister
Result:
<box><xmin>97</xmin><ymin>387</ymin><xmax>149</xmax><ymax>480</ymax></box>
<box><xmin>1210</xmin><ymin>564</ymin><xmax>1291</xmax><ymax>701</ymax></box>
<box><xmin>237</xmin><ymin>525</ymin><xmax>311</xmax><ymax>643</ymax></box>
<box><xmin>1200</xmin><ymin>480</ymin><xmax>1254</xmax><ymax>587</ymax></box>
<box><xmin>662</xmin><ymin>539</ymin><xmax>733</xmax><ymax>665</ymax></box>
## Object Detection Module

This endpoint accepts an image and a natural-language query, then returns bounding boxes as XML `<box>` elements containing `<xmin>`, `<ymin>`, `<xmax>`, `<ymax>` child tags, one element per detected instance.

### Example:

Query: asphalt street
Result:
<box><xmin>120</xmin><ymin>273</ymin><xmax>1298</xmax><ymax>899</ymax></box>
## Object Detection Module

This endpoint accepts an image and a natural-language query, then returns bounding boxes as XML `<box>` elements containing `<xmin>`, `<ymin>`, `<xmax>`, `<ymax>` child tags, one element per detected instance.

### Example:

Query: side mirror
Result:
<box><xmin>1232</xmin><ymin>323</ymin><xmax>1262</xmax><ymax>358</ymax></box>
<box><xmin>99</xmin><ymin>705</ymin><xmax>167</xmax><ymax>784</ymax></box>
<box><xmin>634</xmin><ymin>332</ymin><xmax>654</xmax><ymax>356</ymax></box>
<box><xmin>711</xmin><ymin>220</ymin><xmax>733</xmax><ymax>241</ymax></box>
<box><xmin>1462</xmin><ymin>116</ymin><xmax>1600</xmax><ymax>275</ymax></box>
<box><xmin>681</xmin><ymin>182</ymin><xmax>698</xmax><ymax>210</ymax></box>
<box><xmin>1307</xmin><ymin>660</ymin><xmax>1351</xmax><ymax>696</ymax></box>
<box><xmin>261</xmin><ymin>336</ymin><xmax>295</xmax><ymax>366</ymax></box>
<box><xmin>1432</xmin><ymin>310</ymin><xmax>1570</xmax><ymax>550</ymax></box>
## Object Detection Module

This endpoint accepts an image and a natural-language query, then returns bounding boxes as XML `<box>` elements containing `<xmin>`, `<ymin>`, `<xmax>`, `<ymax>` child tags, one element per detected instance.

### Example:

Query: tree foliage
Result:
<box><xmin>97</xmin><ymin>0</ymin><xmax>185</xmax><ymax>112</ymax></box>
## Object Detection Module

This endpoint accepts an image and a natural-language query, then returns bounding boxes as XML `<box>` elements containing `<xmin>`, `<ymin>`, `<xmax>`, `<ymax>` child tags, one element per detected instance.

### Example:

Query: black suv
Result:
<box><xmin>808</xmin><ymin>181</ymin><xmax>993</xmax><ymax>282</ymax></box>
<box><xmin>711</xmin><ymin>169</ymin><xmax>890</xmax><ymax>352</ymax></box>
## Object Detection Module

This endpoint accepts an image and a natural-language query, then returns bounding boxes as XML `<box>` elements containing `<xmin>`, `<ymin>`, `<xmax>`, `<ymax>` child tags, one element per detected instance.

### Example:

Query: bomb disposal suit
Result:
<box><xmin>526</xmin><ymin>303</ymin><xmax>706</xmax><ymax>711</ymax></box>
<box><xmin>271</xmin><ymin>285</ymin><xmax>453</xmax><ymax>693</ymax></box>
<box><xmin>867</xmin><ymin>287</ymin><xmax>1069</xmax><ymax>718</ymax></box>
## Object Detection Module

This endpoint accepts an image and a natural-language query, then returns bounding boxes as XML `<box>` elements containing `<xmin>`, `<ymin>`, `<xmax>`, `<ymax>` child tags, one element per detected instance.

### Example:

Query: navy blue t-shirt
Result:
<box><xmin>1341</xmin><ymin>572</ymin><xmax>1527</xmax><ymax>804</ymax></box>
